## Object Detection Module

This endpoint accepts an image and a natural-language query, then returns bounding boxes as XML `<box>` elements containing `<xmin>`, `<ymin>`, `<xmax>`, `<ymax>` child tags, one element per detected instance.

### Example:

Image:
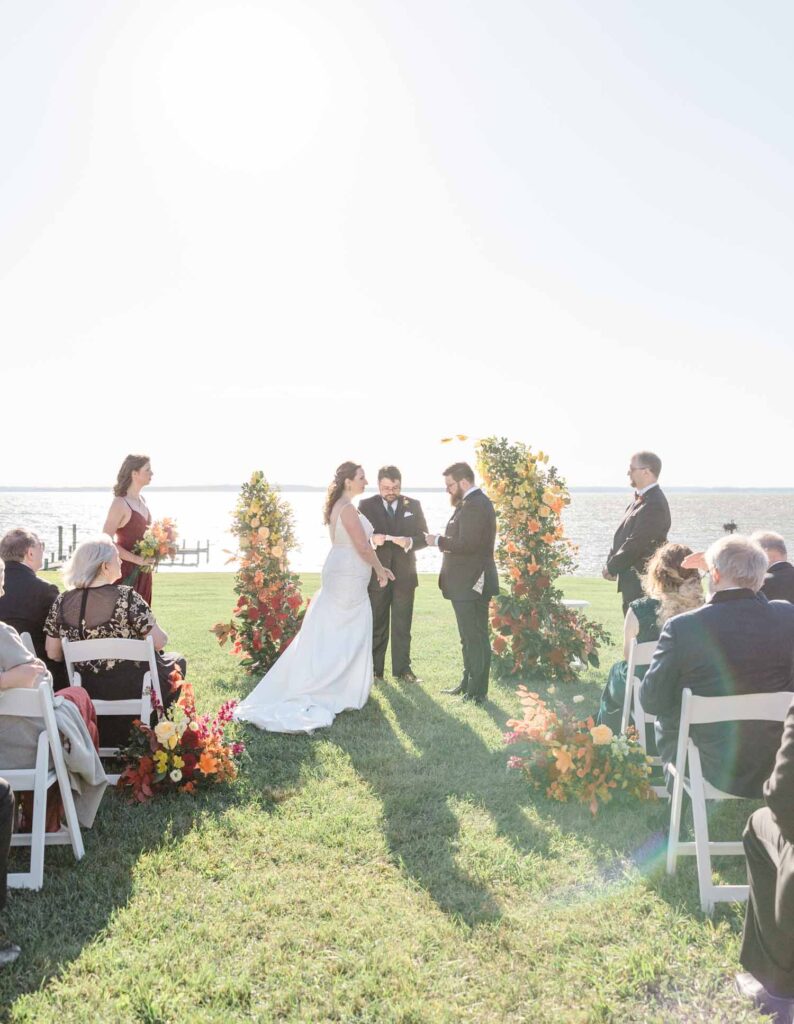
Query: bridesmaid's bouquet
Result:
<box><xmin>117</xmin><ymin>672</ymin><xmax>245</xmax><ymax>802</ymax></box>
<box><xmin>134</xmin><ymin>518</ymin><xmax>179</xmax><ymax>573</ymax></box>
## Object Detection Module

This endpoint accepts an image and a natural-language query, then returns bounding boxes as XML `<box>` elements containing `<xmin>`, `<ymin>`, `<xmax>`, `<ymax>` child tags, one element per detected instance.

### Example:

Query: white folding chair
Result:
<box><xmin>19</xmin><ymin>631</ymin><xmax>36</xmax><ymax>656</ymax></box>
<box><xmin>631</xmin><ymin>675</ymin><xmax>669</xmax><ymax>800</ymax></box>
<box><xmin>61</xmin><ymin>636</ymin><xmax>163</xmax><ymax>782</ymax></box>
<box><xmin>666</xmin><ymin>687</ymin><xmax>794</xmax><ymax>914</ymax></box>
<box><xmin>620</xmin><ymin>639</ymin><xmax>658</xmax><ymax>734</ymax></box>
<box><xmin>1</xmin><ymin>680</ymin><xmax>85</xmax><ymax>890</ymax></box>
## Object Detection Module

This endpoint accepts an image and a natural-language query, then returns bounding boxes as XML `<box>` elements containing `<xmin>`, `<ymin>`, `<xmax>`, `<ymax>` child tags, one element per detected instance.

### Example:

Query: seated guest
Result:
<box><xmin>0</xmin><ymin>778</ymin><xmax>19</xmax><ymax>966</ymax></box>
<box><xmin>752</xmin><ymin>531</ymin><xmax>794</xmax><ymax>604</ymax></box>
<box><xmin>0</xmin><ymin>528</ymin><xmax>67</xmax><ymax>689</ymax></box>
<box><xmin>640</xmin><ymin>535</ymin><xmax>794</xmax><ymax>797</ymax></box>
<box><xmin>735</xmin><ymin>699</ymin><xmax>794</xmax><ymax>1020</ymax></box>
<box><xmin>597</xmin><ymin>543</ymin><xmax>703</xmax><ymax>733</ymax></box>
<box><xmin>44</xmin><ymin>536</ymin><xmax>186</xmax><ymax>749</ymax></box>
<box><xmin>0</xmin><ymin>557</ymin><xmax>106</xmax><ymax>833</ymax></box>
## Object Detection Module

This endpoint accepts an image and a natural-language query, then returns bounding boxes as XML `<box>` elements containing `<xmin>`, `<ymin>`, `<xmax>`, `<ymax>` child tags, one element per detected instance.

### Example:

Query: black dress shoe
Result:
<box><xmin>441</xmin><ymin>685</ymin><xmax>465</xmax><ymax>696</ymax></box>
<box><xmin>397</xmin><ymin>671</ymin><xmax>421</xmax><ymax>684</ymax></box>
<box><xmin>735</xmin><ymin>972</ymin><xmax>794</xmax><ymax>1021</ymax></box>
<box><xmin>0</xmin><ymin>937</ymin><xmax>21</xmax><ymax>967</ymax></box>
<box><xmin>373</xmin><ymin>674</ymin><xmax>385</xmax><ymax>684</ymax></box>
<box><xmin>463</xmin><ymin>694</ymin><xmax>485</xmax><ymax>705</ymax></box>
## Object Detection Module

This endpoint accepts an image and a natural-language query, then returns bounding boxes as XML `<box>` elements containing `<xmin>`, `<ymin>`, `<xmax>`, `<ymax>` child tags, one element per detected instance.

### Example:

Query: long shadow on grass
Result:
<box><xmin>0</xmin><ymin>729</ymin><xmax>317</xmax><ymax>1016</ymax></box>
<box><xmin>332</xmin><ymin>680</ymin><xmax>554</xmax><ymax>927</ymax></box>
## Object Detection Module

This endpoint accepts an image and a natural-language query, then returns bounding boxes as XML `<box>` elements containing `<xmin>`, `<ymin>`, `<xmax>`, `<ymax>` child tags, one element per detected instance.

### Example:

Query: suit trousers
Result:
<box><xmin>452</xmin><ymin>596</ymin><xmax>492</xmax><ymax>699</ymax></box>
<box><xmin>0</xmin><ymin>778</ymin><xmax>13</xmax><ymax>912</ymax></box>
<box><xmin>740</xmin><ymin>807</ymin><xmax>794</xmax><ymax>998</ymax></box>
<box><xmin>620</xmin><ymin>569</ymin><xmax>644</xmax><ymax>616</ymax></box>
<box><xmin>370</xmin><ymin>584</ymin><xmax>416</xmax><ymax>677</ymax></box>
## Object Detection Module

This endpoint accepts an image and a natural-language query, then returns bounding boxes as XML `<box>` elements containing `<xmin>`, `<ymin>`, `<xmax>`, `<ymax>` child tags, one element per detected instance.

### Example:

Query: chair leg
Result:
<box><xmin>666</xmin><ymin>772</ymin><xmax>684</xmax><ymax>875</ymax></box>
<box><xmin>690</xmin><ymin>784</ymin><xmax>714</xmax><ymax>914</ymax></box>
<box><xmin>30</xmin><ymin>738</ymin><xmax>49</xmax><ymax>891</ymax></box>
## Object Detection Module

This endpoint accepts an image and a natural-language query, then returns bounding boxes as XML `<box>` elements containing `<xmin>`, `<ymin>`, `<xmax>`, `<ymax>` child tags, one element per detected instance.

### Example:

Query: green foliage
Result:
<box><xmin>211</xmin><ymin>470</ymin><xmax>305</xmax><ymax>674</ymax></box>
<box><xmin>478</xmin><ymin>436</ymin><xmax>611</xmax><ymax>682</ymax></box>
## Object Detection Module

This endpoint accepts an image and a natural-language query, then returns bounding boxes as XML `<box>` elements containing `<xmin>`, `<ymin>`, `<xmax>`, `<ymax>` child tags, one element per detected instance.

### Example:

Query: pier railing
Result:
<box><xmin>43</xmin><ymin>526</ymin><xmax>210</xmax><ymax>570</ymax></box>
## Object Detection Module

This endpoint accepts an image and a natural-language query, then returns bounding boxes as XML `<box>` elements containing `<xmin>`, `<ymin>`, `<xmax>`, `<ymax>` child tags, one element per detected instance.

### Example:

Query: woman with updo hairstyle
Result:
<box><xmin>102</xmin><ymin>454</ymin><xmax>156</xmax><ymax>605</ymax></box>
<box><xmin>45</xmin><ymin>535</ymin><xmax>186</xmax><ymax>748</ymax></box>
<box><xmin>235</xmin><ymin>461</ymin><xmax>394</xmax><ymax>733</ymax></box>
<box><xmin>597</xmin><ymin>542</ymin><xmax>704</xmax><ymax>733</ymax></box>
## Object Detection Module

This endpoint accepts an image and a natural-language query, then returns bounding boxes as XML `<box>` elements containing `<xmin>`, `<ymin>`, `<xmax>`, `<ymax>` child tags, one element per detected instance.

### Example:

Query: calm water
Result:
<box><xmin>2</xmin><ymin>489</ymin><xmax>794</xmax><ymax>577</ymax></box>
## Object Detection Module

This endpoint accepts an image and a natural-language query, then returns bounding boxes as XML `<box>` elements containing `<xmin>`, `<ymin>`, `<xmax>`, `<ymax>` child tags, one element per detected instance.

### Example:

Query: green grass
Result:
<box><xmin>0</xmin><ymin>574</ymin><xmax>767</xmax><ymax>1023</ymax></box>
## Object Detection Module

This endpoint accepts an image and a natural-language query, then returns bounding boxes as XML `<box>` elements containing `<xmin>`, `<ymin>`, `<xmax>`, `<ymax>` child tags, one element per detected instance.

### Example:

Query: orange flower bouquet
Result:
<box><xmin>133</xmin><ymin>518</ymin><xmax>179</xmax><ymax>573</ymax></box>
<box><xmin>504</xmin><ymin>686</ymin><xmax>655</xmax><ymax>814</ymax></box>
<box><xmin>117</xmin><ymin>672</ymin><xmax>245</xmax><ymax>802</ymax></box>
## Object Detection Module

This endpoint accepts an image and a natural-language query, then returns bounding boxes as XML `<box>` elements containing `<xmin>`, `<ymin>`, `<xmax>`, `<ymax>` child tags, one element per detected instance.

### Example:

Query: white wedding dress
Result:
<box><xmin>233</xmin><ymin>502</ymin><xmax>375</xmax><ymax>733</ymax></box>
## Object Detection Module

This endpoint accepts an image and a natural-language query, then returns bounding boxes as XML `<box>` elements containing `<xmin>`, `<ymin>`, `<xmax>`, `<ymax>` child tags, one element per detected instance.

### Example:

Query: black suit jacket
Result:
<box><xmin>0</xmin><ymin>560</ymin><xmax>67</xmax><ymax>688</ymax></box>
<box><xmin>438</xmin><ymin>489</ymin><xmax>499</xmax><ymax>603</ymax></box>
<box><xmin>762</xmin><ymin>701</ymin><xmax>794</xmax><ymax>925</ymax></box>
<box><xmin>639</xmin><ymin>589</ymin><xmax>794</xmax><ymax>797</ymax></box>
<box><xmin>358</xmin><ymin>494</ymin><xmax>428</xmax><ymax>591</ymax></box>
<box><xmin>762</xmin><ymin>561</ymin><xmax>794</xmax><ymax>604</ymax></box>
<box><xmin>606</xmin><ymin>485</ymin><xmax>671</xmax><ymax>595</ymax></box>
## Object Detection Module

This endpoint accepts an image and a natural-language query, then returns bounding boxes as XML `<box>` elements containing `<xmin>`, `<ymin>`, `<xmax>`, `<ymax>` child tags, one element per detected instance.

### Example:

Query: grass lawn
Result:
<box><xmin>0</xmin><ymin>574</ymin><xmax>767</xmax><ymax>1023</ymax></box>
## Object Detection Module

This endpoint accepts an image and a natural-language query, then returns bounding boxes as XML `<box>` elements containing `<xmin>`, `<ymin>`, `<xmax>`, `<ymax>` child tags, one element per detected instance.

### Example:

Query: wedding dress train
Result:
<box><xmin>233</xmin><ymin>504</ymin><xmax>374</xmax><ymax>733</ymax></box>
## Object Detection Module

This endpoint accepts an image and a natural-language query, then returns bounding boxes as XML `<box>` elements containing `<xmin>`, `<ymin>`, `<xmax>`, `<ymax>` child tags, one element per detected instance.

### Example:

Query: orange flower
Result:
<box><xmin>554</xmin><ymin>748</ymin><xmax>574</xmax><ymax>774</ymax></box>
<box><xmin>526</xmin><ymin>560</ymin><xmax>540</xmax><ymax>575</ymax></box>
<box><xmin>198</xmin><ymin>752</ymin><xmax>219</xmax><ymax>775</ymax></box>
<box><xmin>541</xmin><ymin>533</ymin><xmax>556</xmax><ymax>544</ymax></box>
<box><xmin>527</xmin><ymin>519</ymin><xmax>541</xmax><ymax>534</ymax></box>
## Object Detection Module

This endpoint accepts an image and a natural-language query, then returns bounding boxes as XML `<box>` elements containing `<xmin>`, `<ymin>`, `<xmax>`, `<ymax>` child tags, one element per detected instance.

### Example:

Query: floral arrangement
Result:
<box><xmin>133</xmin><ymin>518</ymin><xmax>179</xmax><ymax>573</ymax></box>
<box><xmin>117</xmin><ymin>670</ymin><xmax>244</xmax><ymax>802</ymax></box>
<box><xmin>505</xmin><ymin>686</ymin><xmax>655</xmax><ymax>814</ymax></box>
<box><xmin>211</xmin><ymin>470</ymin><xmax>305</xmax><ymax>675</ymax></box>
<box><xmin>477</xmin><ymin>436</ymin><xmax>610</xmax><ymax>682</ymax></box>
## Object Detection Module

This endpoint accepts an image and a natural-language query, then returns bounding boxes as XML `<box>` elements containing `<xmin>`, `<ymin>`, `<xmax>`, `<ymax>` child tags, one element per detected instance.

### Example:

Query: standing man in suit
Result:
<box><xmin>425</xmin><ymin>462</ymin><xmax>499</xmax><ymax>705</ymax></box>
<box><xmin>735</xmin><ymin>701</ymin><xmax>794</xmax><ymax>1019</ymax></box>
<box><xmin>0</xmin><ymin>528</ymin><xmax>66</xmax><ymax>688</ymax></box>
<box><xmin>359</xmin><ymin>466</ymin><xmax>428</xmax><ymax>683</ymax></box>
<box><xmin>603</xmin><ymin>451</ymin><xmax>671</xmax><ymax>614</ymax></box>
<box><xmin>639</xmin><ymin>535</ymin><xmax>794</xmax><ymax>798</ymax></box>
<box><xmin>753</xmin><ymin>531</ymin><xmax>794</xmax><ymax>604</ymax></box>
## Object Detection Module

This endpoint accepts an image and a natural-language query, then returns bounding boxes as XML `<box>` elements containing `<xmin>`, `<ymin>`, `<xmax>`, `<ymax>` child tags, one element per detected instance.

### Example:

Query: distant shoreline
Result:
<box><xmin>5</xmin><ymin>486</ymin><xmax>794</xmax><ymax>495</ymax></box>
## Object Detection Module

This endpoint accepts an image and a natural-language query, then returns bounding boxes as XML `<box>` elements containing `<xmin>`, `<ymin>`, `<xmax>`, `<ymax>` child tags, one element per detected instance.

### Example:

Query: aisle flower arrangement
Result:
<box><xmin>211</xmin><ymin>470</ymin><xmax>305</xmax><ymax>675</ymax></box>
<box><xmin>505</xmin><ymin>686</ymin><xmax>655</xmax><ymax>814</ymax></box>
<box><xmin>477</xmin><ymin>436</ymin><xmax>610</xmax><ymax>682</ymax></box>
<box><xmin>133</xmin><ymin>518</ymin><xmax>179</xmax><ymax>572</ymax></box>
<box><xmin>117</xmin><ymin>672</ymin><xmax>244</xmax><ymax>802</ymax></box>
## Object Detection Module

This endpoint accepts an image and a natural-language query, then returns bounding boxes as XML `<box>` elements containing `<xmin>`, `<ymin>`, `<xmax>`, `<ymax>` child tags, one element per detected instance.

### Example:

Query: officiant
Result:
<box><xmin>359</xmin><ymin>466</ymin><xmax>428</xmax><ymax>683</ymax></box>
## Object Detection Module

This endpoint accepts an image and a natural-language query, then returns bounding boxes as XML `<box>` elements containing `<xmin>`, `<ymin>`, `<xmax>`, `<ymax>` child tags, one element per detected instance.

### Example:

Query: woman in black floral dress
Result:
<box><xmin>45</xmin><ymin>536</ymin><xmax>186</xmax><ymax>748</ymax></box>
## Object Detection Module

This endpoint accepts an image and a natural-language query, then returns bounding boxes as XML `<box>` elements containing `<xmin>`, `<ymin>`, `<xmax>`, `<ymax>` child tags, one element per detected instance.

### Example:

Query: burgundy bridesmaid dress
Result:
<box><xmin>116</xmin><ymin>501</ymin><xmax>153</xmax><ymax>605</ymax></box>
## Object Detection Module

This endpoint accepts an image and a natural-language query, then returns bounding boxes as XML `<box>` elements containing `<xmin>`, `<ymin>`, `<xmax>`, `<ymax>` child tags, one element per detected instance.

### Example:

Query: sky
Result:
<box><xmin>2</xmin><ymin>0</ymin><xmax>793</xmax><ymax>490</ymax></box>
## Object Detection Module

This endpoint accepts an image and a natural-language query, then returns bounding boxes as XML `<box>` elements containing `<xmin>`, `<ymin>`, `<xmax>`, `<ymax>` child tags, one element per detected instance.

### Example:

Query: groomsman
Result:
<box><xmin>359</xmin><ymin>466</ymin><xmax>428</xmax><ymax>683</ymax></box>
<box><xmin>752</xmin><ymin>532</ymin><xmax>794</xmax><ymax>604</ymax></box>
<box><xmin>603</xmin><ymin>451</ymin><xmax>671</xmax><ymax>614</ymax></box>
<box><xmin>426</xmin><ymin>462</ymin><xmax>499</xmax><ymax>705</ymax></box>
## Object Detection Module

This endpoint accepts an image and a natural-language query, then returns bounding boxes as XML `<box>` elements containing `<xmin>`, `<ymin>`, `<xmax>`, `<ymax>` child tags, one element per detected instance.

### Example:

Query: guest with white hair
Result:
<box><xmin>640</xmin><ymin>535</ymin><xmax>794</xmax><ymax>797</ymax></box>
<box><xmin>44</xmin><ymin>535</ymin><xmax>185</xmax><ymax>749</ymax></box>
<box><xmin>752</xmin><ymin>531</ymin><xmax>794</xmax><ymax>604</ymax></box>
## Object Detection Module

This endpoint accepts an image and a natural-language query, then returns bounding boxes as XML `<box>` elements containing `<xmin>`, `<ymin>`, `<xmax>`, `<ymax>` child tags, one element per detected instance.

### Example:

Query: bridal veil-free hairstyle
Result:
<box><xmin>63</xmin><ymin>534</ymin><xmax>118</xmax><ymax>589</ymax></box>
<box><xmin>324</xmin><ymin>462</ymin><xmax>361</xmax><ymax>525</ymax></box>
<box><xmin>113</xmin><ymin>454</ymin><xmax>150</xmax><ymax>497</ymax></box>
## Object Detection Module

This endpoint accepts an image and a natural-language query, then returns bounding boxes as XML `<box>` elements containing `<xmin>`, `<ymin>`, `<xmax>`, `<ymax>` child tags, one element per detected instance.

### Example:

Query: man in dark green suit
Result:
<box><xmin>425</xmin><ymin>462</ymin><xmax>499</xmax><ymax>705</ymax></box>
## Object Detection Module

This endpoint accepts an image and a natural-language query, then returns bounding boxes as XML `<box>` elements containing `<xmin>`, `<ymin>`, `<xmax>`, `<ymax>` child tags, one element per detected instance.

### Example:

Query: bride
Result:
<box><xmin>234</xmin><ymin>462</ymin><xmax>394</xmax><ymax>733</ymax></box>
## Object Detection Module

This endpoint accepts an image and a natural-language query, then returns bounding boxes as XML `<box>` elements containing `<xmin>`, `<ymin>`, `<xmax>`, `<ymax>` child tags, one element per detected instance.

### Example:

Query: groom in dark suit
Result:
<box><xmin>426</xmin><ymin>462</ymin><xmax>499</xmax><ymax>705</ymax></box>
<box><xmin>604</xmin><ymin>451</ymin><xmax>671</xmax><ymax>614</ymax></box>
<box><xmin>359</xmin><ymin>466</ymin><xmax>428</xmax><ymax>683</ymax></box>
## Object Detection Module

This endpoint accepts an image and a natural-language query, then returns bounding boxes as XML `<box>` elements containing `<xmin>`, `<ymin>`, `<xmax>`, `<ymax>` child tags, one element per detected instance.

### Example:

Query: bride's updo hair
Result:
<box><xmin>324</xmin><ymin>462</ymin><xmax>361</xmax><ymax>524</ymax></box>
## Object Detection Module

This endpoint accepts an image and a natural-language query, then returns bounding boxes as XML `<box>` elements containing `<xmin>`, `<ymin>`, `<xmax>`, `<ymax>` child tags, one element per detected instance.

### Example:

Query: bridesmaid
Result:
<box><xmin>103</xmin><ymin>454</ymin><xmax>156</xmax><ymax>605</ymax></box>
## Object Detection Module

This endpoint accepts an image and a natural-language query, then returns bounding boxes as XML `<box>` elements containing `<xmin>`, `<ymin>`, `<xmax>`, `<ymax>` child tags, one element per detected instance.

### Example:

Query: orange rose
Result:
<box><xmin>198</xmin><ymin>752</ymin><xmax>219</xmax><ymax>775</ymax></box>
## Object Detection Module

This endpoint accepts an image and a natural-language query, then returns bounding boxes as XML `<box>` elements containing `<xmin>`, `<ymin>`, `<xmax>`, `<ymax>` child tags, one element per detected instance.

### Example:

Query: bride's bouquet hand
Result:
<box><xmin>376</xmin><ymin>566</ymin><xmax>395</xmax><ymax>588</ymax></box>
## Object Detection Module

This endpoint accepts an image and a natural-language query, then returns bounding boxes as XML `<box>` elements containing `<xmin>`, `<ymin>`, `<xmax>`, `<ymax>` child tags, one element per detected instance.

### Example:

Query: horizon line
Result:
<box><xmin>5</xmin><ymin>484</ymin><xmax>794</xmax><ymax>494</ymax></box>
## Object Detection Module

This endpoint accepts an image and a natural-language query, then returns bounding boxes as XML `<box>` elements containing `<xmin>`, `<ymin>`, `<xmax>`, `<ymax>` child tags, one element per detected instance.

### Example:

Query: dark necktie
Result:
<box><xmin>386</xmin><ymin>502</ymin><xmax>396</xmax><ymax>521</ymax></box>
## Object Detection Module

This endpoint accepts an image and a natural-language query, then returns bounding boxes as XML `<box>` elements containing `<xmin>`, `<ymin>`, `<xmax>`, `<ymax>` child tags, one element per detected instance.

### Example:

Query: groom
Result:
<box><xmin>425</xmin><ymin>462</ymin><xmax>499</xmax><ymax>705</ymax></box>
<box><xmin>359</xmin><ymin>466</ymin><xmax>429</xmax><ymax>683</ymax></box>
